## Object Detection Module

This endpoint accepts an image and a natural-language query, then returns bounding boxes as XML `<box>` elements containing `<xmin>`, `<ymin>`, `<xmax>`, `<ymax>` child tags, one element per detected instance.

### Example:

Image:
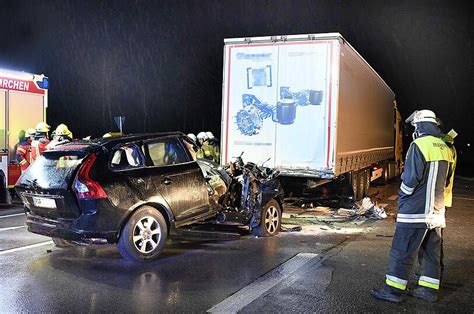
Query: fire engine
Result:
<box><xmin>0</xmin><ymin>68</ymin><xmax>48</xmax><ymax>202</ymax></box>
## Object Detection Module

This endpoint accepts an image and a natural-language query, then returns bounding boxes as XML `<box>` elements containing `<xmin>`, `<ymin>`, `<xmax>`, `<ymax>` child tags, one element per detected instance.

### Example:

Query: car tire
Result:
<box><xmin>118</xmin><ymin>206</ymin><xmax>168</xmax><ymax>262</ymax></box>
<box><xmin>251</xmin><ymin>199</ymin><xmax>282</xmax><ymax>237</ymax></box>
<box><xmin>52</xmin><ymin>237</ymin><xmax>74</xmax><ymax>248</ymax></box>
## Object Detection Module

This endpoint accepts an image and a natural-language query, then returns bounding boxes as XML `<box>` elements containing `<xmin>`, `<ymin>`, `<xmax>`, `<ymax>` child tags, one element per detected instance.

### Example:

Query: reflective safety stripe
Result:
<box><xmin>425</xmin><ymin>161</ymin><xmax>438</xmax><ymax>215</ymax></box>
<box><xmin>396</xmin><ymin>213</ymin><xmax>427</xmax><ymax>224</ymax></box>
<box><xmin>19</xmin><ymin>159</ymin><xmax>27</xmax><ymax>165</ymax></box>
<box><xmin>400</xmin><ymin>182</ymin><xmax>414</xmax><ymax>195</ymax></box>
<box><xmin>397</xmin><ymin>218</ymin><xmax>427</xmax><ymax>223</ymax></box>
<box><xmin>419</xmin><ymin>276</ymin><xmax>440</xmax><ymax>290</ymax></box>
<box><xmin>17</xmin><ymin>147</ymin><xmax>26</xmax><ymax>153</ymax></box>
<box><xmin>397</xmin><ymin>213</ymin><xmax>426</xmax><ymax>218</ymax></box>
<box><xmin>385</xmin><ymin>275</ymin><xmax>407</xmax><ymax>290</ymax></box>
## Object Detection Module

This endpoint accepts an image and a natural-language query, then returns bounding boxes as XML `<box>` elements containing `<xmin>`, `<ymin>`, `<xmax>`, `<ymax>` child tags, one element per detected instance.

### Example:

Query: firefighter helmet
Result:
<box><xmin>55</xmin><ymin>124</ymin><xmax>72</xmax><ymax>137</ymax></box>
<box><xmin>35</xmin><ymin>121</ymin><xmax>51</xmax><ymax>133</ymax></box>
<box><xmin>25</xmin><ymin>128</ymin><xmax>36</xmax><ymax>138</ymax></box>
<box><xmin>197</xmin><ymin>132</ymin><xmax>208</xmax><ymax>142</ymax></box>
<box><xmin>206</xmin><ymin>131</ymin><xmax>215</xmax><ymax>139</ymax></box>
<box><xmin>406</xmin><ymin>110</ymin><xmax>439</xmax><ymax>126</ymax></box>
<box><xmin>187</xmin><ymin>133</ymin><xmax>197</xmax><ymax>142</ymax></box>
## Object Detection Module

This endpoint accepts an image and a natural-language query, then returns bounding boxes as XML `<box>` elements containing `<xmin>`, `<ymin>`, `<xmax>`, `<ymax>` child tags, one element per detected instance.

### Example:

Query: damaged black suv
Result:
<box><xmin>15</xmin><ymin>133</ymin><xmax>284</xmax><ymax>262</ymax></box>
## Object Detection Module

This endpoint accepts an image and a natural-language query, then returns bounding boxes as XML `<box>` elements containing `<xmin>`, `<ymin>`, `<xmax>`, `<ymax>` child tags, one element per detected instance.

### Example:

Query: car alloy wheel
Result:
<box><xmin>251</xmin><ymin>199</ymin><xmax>282</xmax><ymax>237</ymax></box>
<box><xmin>132</xmin><ymin>216</ymin><xmax>162</xmax><ymax>254</ymax></box>
<box><xmin>118</xmin><ymin>206</ymin><xmax>168</xmax><ymax>262</ymax></box>
<box><xmin>264</xmin><ymin>205</ymin><xmax>280</xmax><ymax>234</ymax></box>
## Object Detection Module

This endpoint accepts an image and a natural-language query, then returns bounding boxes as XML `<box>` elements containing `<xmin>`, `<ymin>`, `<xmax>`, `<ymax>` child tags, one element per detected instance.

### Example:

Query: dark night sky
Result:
<box><xmin>0</xmin><ymin>0</ymin><xmax>473</xmax><ymax>173</ymax></box>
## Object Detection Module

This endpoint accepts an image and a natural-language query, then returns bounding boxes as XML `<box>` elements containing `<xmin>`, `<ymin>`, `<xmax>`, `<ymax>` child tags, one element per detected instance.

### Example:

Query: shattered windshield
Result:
<box><xmin>18</xmin><ymin>151</ymin><xmax>87</xmax><ymax>189</ymax></box>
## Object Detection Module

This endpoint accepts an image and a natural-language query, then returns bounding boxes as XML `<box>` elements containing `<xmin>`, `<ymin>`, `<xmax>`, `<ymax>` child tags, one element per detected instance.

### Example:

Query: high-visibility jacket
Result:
<box><xmin>16</xmin><ymin>141</ymin><xmax>33</xmax><ymax>172</ymax></box>
<box><xmin>397</xmin><ymin>135</ymin><xmax>455</xmax><ymax>229</ymax></box>
<box><xmin>31</xmin><ymin>138</ymin><xmax>50</xmax><ymax>161</ymax></box>
<box><xmin>197</xmin><ymin>140</ymin><xmax>219</xmax><ymax>163</ymax></box>
<box><xmin>440</xmin><ymin>134</ymin><xmax>457</xmax><ymax>207</ymax></box>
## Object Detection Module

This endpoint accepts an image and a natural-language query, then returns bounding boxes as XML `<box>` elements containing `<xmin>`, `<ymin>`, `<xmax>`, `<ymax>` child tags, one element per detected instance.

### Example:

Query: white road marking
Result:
<box><xmin>0</xmin><ymin>213</ymin><xmax>24</xmax><ymax>219</ymax></box>
<box><xmin>0</xmin><ymin>226</ymin><xmax>26</xmax><ymax>232</ymax></box>
<box><xmin>0</xmin><ymin>241</ymin><xmax>54</xmax><ymax>255</ymax></box>
<box><xmin>207</xmin><ymin>253</ymin><xmax>318</xmax><ymax>313</ymax></box>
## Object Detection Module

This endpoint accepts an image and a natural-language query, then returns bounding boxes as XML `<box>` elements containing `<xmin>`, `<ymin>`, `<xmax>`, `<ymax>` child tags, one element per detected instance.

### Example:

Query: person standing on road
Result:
<box><xmin>206</xmin><ymin>131</ymin><xmax>220</xmax><ymax>163</ymax></box>
<box><xmin>371</xmin><ymin>110</ymin><xmax>456</xmax><ymax>303</ymax></box>
<box><xmin>16</xmin><ymin>128</ymin><xmax>35</xmax><ymax>173</ymax></box>
<box><xmin>47</xmin><ymin>124</ymin><xmax>73</xmax><ymax>149</ymax></box>
<box><xmin>31</xmin><ymin>122</ymin><xmax>51</xmax><ymax>161</ymax></box>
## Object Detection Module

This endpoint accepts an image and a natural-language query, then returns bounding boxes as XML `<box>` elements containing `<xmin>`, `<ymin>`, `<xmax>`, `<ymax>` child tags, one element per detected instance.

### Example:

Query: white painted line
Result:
<box><xmin>0</xmin><ymin>213</ymin><xmax>24</xmax><ymax>219</ymax></box>
<box><xmin>453</xmin><ymin>196</ymin><xmax>474</xmax><ymax>201</ymax></box>
<box><xmin>0</xmin><ymin>226</ymin><xmax>26</xmax><ymax>232</ymax></box>
<box><xmin>0</xmin><ymin>241</ymin><xmax>54</xmax><ymax>255</ymax></box>
<box><xmin>207</xmin><ymin>253</ymin><xmax>318</xmax><ymax>313</ymax></box>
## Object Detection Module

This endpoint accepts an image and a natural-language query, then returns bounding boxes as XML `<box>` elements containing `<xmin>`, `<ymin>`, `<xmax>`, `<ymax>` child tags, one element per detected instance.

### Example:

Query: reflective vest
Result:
<box><xmin>397</xmin><ymin>135</ymin><xmax>455</xmax><ymax>229</ymax></box>
<box><xmin>16</xmin><ymin>142</ymin><xmax>33</xmax><ymax>172</ymax></box>
<box><xmin>31</xmin><ymin>138</ymin><xmax>50</xmax><ymax>161</ymax></box>
<box><xmin>197</xmin><ymin>141</ymin><xmax>219</xmax><ymax>163</ymax></box>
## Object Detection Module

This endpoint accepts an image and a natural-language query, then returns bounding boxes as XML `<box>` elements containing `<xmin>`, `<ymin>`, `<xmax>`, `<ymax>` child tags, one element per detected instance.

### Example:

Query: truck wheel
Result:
<box><xmin>118</xmin><ymin>206</ymin><xmax>168</xmax><ymax>262</ymax></box>
<box><xmin>381</xmin><ymin>164</ymin><xmax>389</xmax><ymax>185</ymax></box>
<box><xmin>52</xmin><ymin>237</ymin><xmax>74</xmax><ymax>248</ymax></box>
<box><xmin>252</xmin><ymin>199</ymin><xmax>282</xmax><ymax>237</ymax></box>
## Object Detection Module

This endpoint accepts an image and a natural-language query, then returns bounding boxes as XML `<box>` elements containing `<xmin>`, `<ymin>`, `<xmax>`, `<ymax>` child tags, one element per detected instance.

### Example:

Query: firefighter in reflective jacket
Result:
<box><xmin>31</xmin><ymin>122</ymin><xmax>51</xmax><ymax>161</ymax></box>
<box><xmin>196</xmin><ymin>132</ymin><xmax>218</xmax><ymax>163</ymax></box>
<box><xmin>47</xmin><ymin>124</ymin><xmax>73</xmax><ymax>149</ymax></box>
<box><xmin>371</xmin><ymin>110</ymin><xmax>456</xmax><ymax>303</ymax></box>
<box><xmin>16</xmin><ymin>128</ymin><xmax>35</xmax><ymax>173</ymax></box>
<box><xmin>206</xmin><ymin>131</ymin><xmax>221</xmax><ymax>163</ymax></box>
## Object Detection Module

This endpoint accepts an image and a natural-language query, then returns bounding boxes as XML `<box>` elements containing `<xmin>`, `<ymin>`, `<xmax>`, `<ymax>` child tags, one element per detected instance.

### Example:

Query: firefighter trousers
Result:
<box><xmin>385</xmin><ymin>227</ymin><xmax>442</xmax><ymax>292</ymax></box>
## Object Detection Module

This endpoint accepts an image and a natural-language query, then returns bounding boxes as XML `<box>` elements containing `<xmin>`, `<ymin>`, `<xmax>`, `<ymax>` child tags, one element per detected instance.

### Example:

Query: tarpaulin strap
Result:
<box><xmin>419</xmin><ymin>276</ymin><xmax>440</xmax><ymax>290</ymax></box>
<box><xmin>385</xmin><ymin>275</ymin><xmax>407</xmax><ymax>291</ymax></box>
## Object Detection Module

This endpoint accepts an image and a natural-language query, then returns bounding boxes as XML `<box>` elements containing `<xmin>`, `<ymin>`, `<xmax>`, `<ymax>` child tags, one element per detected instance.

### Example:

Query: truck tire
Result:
<box><xmin>252</xmin><ymin>199</ymin><xmax>282</xmax><ymax>237</ymax></box>
<box><xmin>363</xmin><ymin>168</ymin><xmax>371</xmax><ymax>197</ymax></box>
<box><xmin>381</xmin><ymin>163</ymin><xmax>389</xmax><ymax>185</ymax></box>
<box><xmin>351</xmin><ymin>169</ymin><xmax>370</xmax><ymax>200</ymax></box>
<box><xmin>52</xmin><ymin>237</ymin><xmax>74</xmax><ymax>248</ymax></box>
<box><xmin>118</xmin><ymin>206</ymin><xmax>168</xmax><ymax>262</ymax></box>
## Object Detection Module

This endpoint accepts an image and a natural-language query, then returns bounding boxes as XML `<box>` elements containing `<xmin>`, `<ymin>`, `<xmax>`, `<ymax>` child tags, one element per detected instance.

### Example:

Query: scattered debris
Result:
<box><xmin>357</xmin><ymin>197</ymin><xmax>388</xmax><ymax>219</ymax></box>
<box><xmin>283</xmin><ymin>196</ymin><xmax>388</xmax><ymax>229</ymax></box>
<box><xmin>387</xmin><ymin>194</ymin><xmax>399</xmax><ymax>201</ymax></box>
<box><xmin>281</xmin><ymin>225</ymin><xmax>303</xmax><ymax>232</ymax></box>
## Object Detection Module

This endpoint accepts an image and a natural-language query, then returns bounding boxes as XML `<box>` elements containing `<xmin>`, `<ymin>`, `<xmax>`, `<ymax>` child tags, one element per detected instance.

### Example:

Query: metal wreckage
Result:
<box><xmin>199</xmin><ymin>153</ymin><xmax>284</xmax><ymax>236</ymax></box>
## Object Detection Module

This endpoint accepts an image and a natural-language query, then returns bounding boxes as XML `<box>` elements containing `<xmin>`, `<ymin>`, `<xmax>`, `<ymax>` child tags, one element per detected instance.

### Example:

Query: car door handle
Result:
<box><xmin>163</xmin><ymin>177</ymin><xmax>172</xmax><ymax>185</ymax></box>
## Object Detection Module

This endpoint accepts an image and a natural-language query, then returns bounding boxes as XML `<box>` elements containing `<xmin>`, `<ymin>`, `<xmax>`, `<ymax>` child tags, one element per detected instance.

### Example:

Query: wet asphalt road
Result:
<box><xmin>1</xmin><ymin>179</ymin><xmax>473</xmax><ymax>312</ymax></box>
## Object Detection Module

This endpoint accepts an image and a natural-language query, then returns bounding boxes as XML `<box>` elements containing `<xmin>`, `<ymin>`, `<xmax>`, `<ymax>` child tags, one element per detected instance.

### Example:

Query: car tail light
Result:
<box><xmin>73</xmin><ymin>154</ymin><xmax>107</xmax><ymax>200</ymax></box>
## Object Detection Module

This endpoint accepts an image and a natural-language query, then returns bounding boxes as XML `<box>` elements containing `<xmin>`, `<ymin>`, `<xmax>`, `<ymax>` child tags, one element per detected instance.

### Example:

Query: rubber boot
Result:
<box><xmin>407</xmin><ymin>286</ymin><xmax>438</xmax><ymax>302</ymax></box>
<box><xmin>371</xmin><ymin>284</ymin><xmax>403</xmax><ymax>303</ymax></box>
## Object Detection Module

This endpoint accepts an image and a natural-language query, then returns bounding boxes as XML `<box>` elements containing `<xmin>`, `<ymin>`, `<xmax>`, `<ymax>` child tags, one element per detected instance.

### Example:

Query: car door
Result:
<box><xmin>143</xmin><ymin>137</ymin><xmax>211</xmax><ymax>222</ymax></box>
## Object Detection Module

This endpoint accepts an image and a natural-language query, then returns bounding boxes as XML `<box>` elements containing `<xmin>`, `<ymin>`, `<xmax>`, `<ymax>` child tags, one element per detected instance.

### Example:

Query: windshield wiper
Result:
<box><xmin>24</xmin><ymin>179</ymin><xmax>41</xmax><ymax>189</ymax></box>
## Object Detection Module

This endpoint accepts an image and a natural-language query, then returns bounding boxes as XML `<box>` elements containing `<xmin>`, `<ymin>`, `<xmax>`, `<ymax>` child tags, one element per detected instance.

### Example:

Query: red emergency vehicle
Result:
<box><xmin>0</xmin><ymin>69</ymin><xmax>48</xmax><ymax>200</ymax></box>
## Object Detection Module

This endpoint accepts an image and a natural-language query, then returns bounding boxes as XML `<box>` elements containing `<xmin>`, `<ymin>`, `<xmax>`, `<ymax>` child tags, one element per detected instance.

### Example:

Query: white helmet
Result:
<box><xmin>197</xmin><ymin>132</ymin><xmax>208</xmax><ymax>142</ymax></box>
<box><xmin>187</xmin><ymin>133</ymin><xmax>197</xmax><ymax>142</ymax></box>
<box><xmin>406</xmin><ymin>110</ymin><xmax>439</xmax><ymax>125</ymax></box>
<box><xmin>206</xmin><ymin>131</ymin><xmax>215</xmax><ymax>139</ymax></box>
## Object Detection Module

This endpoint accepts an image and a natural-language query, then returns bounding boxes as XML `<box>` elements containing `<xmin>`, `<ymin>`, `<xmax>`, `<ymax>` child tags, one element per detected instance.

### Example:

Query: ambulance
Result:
<box><xmin>0</xmin><ymin>68</ymin><xmax>48</xmax><ymax>202</ymax></box>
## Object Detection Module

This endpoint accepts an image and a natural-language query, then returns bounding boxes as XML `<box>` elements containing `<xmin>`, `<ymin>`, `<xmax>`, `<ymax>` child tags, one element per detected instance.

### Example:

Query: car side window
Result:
<box><xmin>146</xmin><ymin>139</ymin><xmax>189</xmax><ymax>166</ymax></box>
<box><xmin>110</xmin><ymin>144</ymin><xmax>144</xmax><ymax>170</ymax></box>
